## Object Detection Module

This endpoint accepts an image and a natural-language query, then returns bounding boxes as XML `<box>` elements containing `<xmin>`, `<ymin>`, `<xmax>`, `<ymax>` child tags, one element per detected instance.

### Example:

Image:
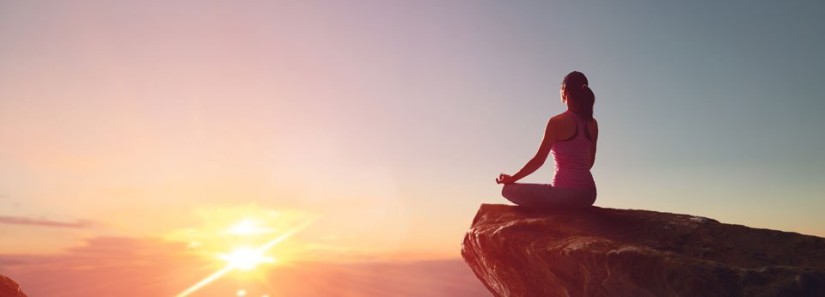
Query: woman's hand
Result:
<box><xmin>496</xmin><ymin>173</ymin><xmax>516</xmax><ymax>185</ymax></box>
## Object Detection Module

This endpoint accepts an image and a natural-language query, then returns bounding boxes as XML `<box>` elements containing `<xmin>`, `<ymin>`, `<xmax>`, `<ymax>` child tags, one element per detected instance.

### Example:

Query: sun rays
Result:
<box><xmin>228</xmin><ymin>219</ymin><xmax>274</xmax><ymax>236</ymax></box>
<box><xmin>173</xmin><ymin>207</ymin><xmax>317</xmax><ymax>297</ymax></box>
<box><xmin>220</xmin><ymin>247</ymin><xmax>275</xmax><ymax>271</ymax></box>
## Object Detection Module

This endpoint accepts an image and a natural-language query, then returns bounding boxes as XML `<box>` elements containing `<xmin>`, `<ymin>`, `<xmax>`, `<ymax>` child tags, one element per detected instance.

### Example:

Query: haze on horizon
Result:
<box><xmin>1</xmin><ymin>1</ymin><xmax>824</xmax><ymax>296</ymax></box>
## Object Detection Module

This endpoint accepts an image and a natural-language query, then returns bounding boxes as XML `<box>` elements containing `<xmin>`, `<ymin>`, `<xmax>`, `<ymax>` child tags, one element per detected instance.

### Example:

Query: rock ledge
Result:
<box><xmin>461</xmin><ymin>204</ymin><xmax>825</xmax><ymax>297</ymax></box>
<box><xmin>0</xmin><ymin>275</ymin><xmax>26</xmax><ymax>297</ymax></box>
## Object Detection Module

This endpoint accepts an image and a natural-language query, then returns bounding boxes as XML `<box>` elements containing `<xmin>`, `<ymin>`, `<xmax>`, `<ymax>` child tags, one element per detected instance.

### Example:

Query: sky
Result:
<box><xmin>1</xmin><ymin>1</ymin><xmax>824</xmax><ymax>296</ymax></box>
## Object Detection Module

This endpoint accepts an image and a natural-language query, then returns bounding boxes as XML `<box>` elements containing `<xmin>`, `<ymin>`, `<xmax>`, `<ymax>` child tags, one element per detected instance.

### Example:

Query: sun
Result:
<box><xmin>174</xmin><ymin>207</ymin><xmax>317</xmax><ymax>297</ymax></box>
<box><xmin>220</xmin><ymin>247</ymin><xmax>274</xmax><ymax>271</ymax></box>
<box><xmin>228</xmin><ymin>219</ymin><xmax>273</xmax><ymax>236</ymax></box>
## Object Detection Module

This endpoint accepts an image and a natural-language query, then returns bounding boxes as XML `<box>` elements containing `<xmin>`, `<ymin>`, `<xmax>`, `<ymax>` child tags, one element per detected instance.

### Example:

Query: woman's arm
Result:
<box><xmin>497</xmin><ymin>118</ymin><xmax>557</xmax><ymax>184</ymax></box>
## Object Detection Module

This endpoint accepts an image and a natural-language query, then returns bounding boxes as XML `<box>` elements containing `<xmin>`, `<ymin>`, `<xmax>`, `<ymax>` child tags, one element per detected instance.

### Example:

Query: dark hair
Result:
<box><xmin>562</xmin><ymin>71</ymin><xmax>595</xmax><ymax>122</ymax></box>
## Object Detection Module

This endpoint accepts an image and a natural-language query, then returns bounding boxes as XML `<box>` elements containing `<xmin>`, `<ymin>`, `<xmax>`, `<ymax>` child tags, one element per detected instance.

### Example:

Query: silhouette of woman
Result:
<box><xmin>496</xmin><ymin>71</ymin><xmax>597</xmax><ymax>208</ymax></box>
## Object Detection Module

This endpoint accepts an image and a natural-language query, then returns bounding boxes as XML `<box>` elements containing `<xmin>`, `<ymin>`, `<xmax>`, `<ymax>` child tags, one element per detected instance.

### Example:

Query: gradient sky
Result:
<box><xmin>1</xmin><ymin>0</ymin><xmax>824</xmax><ymax>273</ymax></box>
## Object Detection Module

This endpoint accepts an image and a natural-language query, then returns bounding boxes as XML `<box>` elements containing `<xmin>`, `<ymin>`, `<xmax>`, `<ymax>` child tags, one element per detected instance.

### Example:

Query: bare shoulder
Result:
<box><xmin>549</xmin><ymin>112</ymin><xmax>573</xmax><ymax>124</ymax></box>
<box><xmin>545</xmin><ymin>113</ymin><xmax>566</xmax><ymax>130</ymax></box>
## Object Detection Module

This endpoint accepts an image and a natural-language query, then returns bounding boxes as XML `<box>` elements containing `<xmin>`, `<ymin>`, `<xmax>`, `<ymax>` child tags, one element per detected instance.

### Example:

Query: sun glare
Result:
<box><xmin>220</xmin><ymin>247</ymin><xmax>274</xmax><ymax>271</ymax></box>
<box><xmin>175</xmin><ymin>209</ymin><xmax>317</xmax><ymax>297</ymax></box>
<box><xmin>228</xmin><ymin>219</ymin><xmax>272</xmax><ymax>235</ymax></box>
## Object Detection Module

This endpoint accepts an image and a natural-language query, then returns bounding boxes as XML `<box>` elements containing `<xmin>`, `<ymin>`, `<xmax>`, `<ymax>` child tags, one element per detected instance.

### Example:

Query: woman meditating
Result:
<box><xmin>496</xmin><ymin>71</ymin><xmax>598</xmax><ymax>208</ymax></box>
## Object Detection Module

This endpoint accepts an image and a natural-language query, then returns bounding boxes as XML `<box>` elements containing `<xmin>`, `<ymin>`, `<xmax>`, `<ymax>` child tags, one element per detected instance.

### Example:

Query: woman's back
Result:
<box><xmin>496</xmin><ymin>70</ymin><xmax>598</xmax><ymax>208</ymax></box>
<box><xmin>551</xmin><ymin>111</ymin><xmax>597</xmax><ymax>189</ymax></box>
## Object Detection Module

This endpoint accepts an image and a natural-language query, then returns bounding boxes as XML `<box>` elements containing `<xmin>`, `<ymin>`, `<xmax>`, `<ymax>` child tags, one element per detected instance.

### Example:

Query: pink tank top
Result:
<box><xmin>551</xmin><ymin>111</ymin><xmax>596</xmax><ymax>189</ymax></box>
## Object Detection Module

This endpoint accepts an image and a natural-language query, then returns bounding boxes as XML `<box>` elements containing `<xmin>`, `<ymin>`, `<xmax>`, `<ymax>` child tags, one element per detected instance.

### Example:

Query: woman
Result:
<box><xmin>496</xmin><ymin>71</ymin><xmax>598</xmax><ymax>208</ymax></box>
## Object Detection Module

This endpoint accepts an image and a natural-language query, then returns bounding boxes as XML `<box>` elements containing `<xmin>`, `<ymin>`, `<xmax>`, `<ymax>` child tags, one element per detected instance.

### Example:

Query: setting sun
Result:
<box><xmin>228</xmin><ymin>219</ymin><xmax>273</xmax><ymax>236</ymax></box>
<box><xmin>174</xmin><ymin>209</ymin><xmax>318</xmax><ymax>297</ymax></box>
<box><xmin>220</xmin><ymin>247</ymin><xmax>275</xmax><ymax>271</ymax></box>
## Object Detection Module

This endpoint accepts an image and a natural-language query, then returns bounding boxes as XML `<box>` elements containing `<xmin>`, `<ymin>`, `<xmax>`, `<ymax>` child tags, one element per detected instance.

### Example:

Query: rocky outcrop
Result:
<box><xmin>461</xmin><ymin>204</ymin><xmax>825</xmax><ymax>297</ymax></box>
<box><xmin>0</xmin><ymin>275</ymin><xmax>26</xmax><ymax>297</ymax></box>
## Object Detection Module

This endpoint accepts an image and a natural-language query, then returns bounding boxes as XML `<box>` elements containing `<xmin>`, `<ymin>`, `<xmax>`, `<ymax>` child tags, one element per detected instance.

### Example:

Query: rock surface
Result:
<box><xmin>0</xmin><ymin>275</ymin><xmax>26</xmax><ymax>297</ymax></box>
<box><xmin>461</xmin><ymin>204</ymin><xmax>825</xmax><ymax>297</ymax></box>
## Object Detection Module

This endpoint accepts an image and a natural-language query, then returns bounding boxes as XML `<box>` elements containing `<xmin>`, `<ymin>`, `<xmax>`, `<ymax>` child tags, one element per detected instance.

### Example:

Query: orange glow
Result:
<box><xmin>174</xmin><ymin>212</ymin><xmax>317</xmax><ymax>297</ymax></box>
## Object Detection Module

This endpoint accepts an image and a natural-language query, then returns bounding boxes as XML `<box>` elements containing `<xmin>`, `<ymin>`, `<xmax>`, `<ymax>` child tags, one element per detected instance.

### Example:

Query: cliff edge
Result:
<box><xmin>461</xmin><ymin>204</ymin><xmax>825</xmax><ymax>297</ymax></box>
<box><xmin>0</xmin><ymin>275</ymin><xmax>26</xmax><ymax>297</ymax></box>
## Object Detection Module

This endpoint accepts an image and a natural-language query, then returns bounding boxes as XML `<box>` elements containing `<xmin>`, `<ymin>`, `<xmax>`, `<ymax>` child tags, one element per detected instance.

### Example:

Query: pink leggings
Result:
<box><xmin>502</xmin><ymin>183</ymin><xmax>596</xmax><ymax>209</ymax></box>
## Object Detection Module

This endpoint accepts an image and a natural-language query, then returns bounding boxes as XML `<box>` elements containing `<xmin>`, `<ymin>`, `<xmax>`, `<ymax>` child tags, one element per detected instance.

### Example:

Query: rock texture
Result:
<box><xmin>462</xmin><ymin>204</ymin><xmax>825</xmax><ymax>297</ymax></box>
<box><xmin>0</xmin><ymin>275</ymin><xmax>26</xmax><ymax>297</ymax></box>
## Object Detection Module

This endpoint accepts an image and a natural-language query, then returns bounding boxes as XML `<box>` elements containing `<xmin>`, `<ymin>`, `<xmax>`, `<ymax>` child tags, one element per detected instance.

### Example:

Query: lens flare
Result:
<box><xmin>228</xmin><ymin>219</ymin><xmax>272</xmax><ymax>235</ymax></box>
<box><xmin>220</xmin><ymin>247</ymin><xmax>274</xmax><ymax>271</ymax></box>
<box><xmin>175</xmin><ymin>218</ymin><xmax>316</xmax><ymax>297</ymax></box>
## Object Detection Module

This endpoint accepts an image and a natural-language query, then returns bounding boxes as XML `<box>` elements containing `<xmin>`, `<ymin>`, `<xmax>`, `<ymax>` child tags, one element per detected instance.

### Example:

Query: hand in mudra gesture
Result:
<box><xmin>496</xmin><ymin>173</ymin><xmax>515</xmax><ymax>185</ymax></box>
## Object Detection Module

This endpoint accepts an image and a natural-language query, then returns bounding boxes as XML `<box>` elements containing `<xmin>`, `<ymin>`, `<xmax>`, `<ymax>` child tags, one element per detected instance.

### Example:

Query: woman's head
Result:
<box><xmin>560</xmin><ymin>71</ymin><xmax>595</xmax><ymax>121</ymax></box>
